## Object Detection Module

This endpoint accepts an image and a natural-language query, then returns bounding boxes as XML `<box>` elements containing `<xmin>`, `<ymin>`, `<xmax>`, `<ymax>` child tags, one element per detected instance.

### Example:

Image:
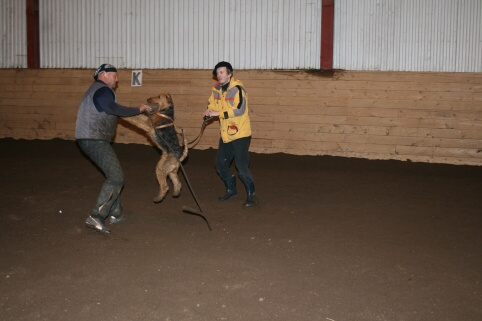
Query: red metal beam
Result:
<box><xmin>26</xmin><ymin>0</ymin><xmax>40</xmax><ymax>68</ymax></box>
<box><xmin>321</xmin><ymin>0</ymin><xmax>334</xmax><ymax>70</ymax></box>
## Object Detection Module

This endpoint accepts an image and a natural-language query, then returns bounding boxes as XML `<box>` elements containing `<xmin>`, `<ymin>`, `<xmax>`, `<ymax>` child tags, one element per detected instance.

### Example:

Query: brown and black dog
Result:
<box><xmin>122</xmin><ymin>93</ymin><xmax>188</xmax><ymax>203</ymax></box>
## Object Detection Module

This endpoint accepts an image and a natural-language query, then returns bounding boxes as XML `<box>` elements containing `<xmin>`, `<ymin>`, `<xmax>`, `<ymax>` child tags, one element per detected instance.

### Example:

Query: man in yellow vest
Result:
<box><xmin>204</xmin><ymin>61</ymin><xmax>256</xmax><ymax>207</ymax></box>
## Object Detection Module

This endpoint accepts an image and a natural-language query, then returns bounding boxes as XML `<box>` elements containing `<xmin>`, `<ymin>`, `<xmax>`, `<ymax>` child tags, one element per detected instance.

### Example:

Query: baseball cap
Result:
<box><xmin>93</xmin><ymin>63</ymin><xmax>117</xmax><ymax>80</ymax></box>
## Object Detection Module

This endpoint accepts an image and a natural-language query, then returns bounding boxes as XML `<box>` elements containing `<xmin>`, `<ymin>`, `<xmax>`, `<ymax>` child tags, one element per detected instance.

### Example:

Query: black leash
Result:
<box><xmin>147</xmin><ymin>111</ymin><xmax>212</xmax><ymax>231</ymax></box>
<box><xmin>187</xmin><ymin>116</ymin><xmax>215</xmax><ymax>146</ymax></box>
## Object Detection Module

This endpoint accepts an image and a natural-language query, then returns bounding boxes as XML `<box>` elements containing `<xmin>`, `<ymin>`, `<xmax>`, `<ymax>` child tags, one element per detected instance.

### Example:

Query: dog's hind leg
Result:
<box><xmin>153</xmin><ymin>156</ymin><xmax>169</xmax><ymax>203</ymax></box>
<box><xmin>168</xmin><ymin>136</ymin><xmax>188</xmax><ymax>197</ymax></box>
<box><xmin>170</xmin><ymin>136</ymin><xmax>188</xmax><ymax>197</ymax></box>
<box><xmin>169</xmin><ymin>171</ymin><xmax>182</xmax><ymax>197</ymax></box>
<box><xmin>164</xmin><ymin>155</ymin><xmax>182</xmax><ymax>197</ymax></box>
<box><xmin>176</xmin><ymin>129</ymin><xmax>189</xmax><ymax>162</ymax></box>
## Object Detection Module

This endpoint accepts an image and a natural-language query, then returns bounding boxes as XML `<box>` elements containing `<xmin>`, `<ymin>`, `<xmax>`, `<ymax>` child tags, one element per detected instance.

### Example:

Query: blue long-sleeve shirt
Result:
<box><xmin>93</xmin><ymin>85</ymin><xmax>141</xmax><ymax>117</ymax></box>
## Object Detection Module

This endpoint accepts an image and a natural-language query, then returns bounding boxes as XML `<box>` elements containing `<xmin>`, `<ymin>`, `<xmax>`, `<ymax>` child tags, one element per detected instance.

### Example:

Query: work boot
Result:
<box><xmin>109</xmin><ymin>214</ymin><xmax>127</xmax><ymax>224</ymax></box>
<box><xmin>243</xmin><ymin>182</ymin><xmax>256</xmax><ymax>207</ymax></box>
<box><xmin>218</xmin><ymin>175</ymin><xmax>237</xmax><ymax>201</ymax></box>
<box><xmin>85</xmin><ymin>216</ymin><xmax>111</xmax><ymax>233</ymax></box>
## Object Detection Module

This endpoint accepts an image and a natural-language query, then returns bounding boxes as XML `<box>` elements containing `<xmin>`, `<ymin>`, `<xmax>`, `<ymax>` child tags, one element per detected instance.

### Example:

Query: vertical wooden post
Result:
<box><xmin>321</xmin><ymin>0</ymin><xmax>334</xmax><ymax>70</ymax></box>
<box><xmin>26</xmin><ymin>0</ymin><xmax>40</xmax><ymax>68</ymax></box>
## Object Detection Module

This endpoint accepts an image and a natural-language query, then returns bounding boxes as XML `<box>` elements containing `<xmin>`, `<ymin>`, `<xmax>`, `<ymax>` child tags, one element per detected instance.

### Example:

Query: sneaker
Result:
<box><xmin>85</xmin><ymin>216</ymin><xmax>111</xmax><ymax>233</ymax></box>
<box><xmin>109</xmin><ymin>214</ymin><xmax>127</xmax><ymax>224</ymax></box>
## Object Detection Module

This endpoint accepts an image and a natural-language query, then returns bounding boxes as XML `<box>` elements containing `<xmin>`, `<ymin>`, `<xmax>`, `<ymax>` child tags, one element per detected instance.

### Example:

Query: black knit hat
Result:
<box><xmin>212</xmin><ymin>61</ymin><xmax>233</xmax><ymax>75</ymax></box>
<box><xmin>93</xmin><ymin>63</ymin><xmax>117</xmax><ymax>80</ymax></box>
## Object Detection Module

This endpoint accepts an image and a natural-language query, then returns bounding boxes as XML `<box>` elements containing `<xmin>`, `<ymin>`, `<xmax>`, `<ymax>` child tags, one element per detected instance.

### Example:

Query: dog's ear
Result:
<box><xmin>166</xmin><ymin>93</ymin><xmax>173</xmax><ymax>105</ymax></box>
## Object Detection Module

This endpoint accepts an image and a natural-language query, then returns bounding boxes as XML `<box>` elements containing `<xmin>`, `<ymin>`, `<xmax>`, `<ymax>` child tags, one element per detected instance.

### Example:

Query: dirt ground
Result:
<box><xmin>0</xmin><ymin>138</ymin><xmax>481</xmax><ymax>321</ymax></box>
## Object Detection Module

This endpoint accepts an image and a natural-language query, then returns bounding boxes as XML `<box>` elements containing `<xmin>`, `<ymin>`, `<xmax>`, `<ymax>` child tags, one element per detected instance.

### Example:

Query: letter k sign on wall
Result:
<box><xmin>131</xmin><ymin>70</ymin><xmax>142</xmax><ymax>86</ymax></box>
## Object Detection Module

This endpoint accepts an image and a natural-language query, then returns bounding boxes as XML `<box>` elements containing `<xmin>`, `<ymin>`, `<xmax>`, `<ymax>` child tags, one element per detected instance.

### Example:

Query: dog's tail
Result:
<box><xmin>179</xmin><ymin>129</ymin><xmax>189</xmax><ymax>162</ymax></box>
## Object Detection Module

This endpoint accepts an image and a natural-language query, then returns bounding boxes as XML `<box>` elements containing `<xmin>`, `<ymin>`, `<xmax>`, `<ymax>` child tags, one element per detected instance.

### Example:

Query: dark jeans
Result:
<box><xmin>77</xmin><ymin>139</ymin><xmax>124</xmax><ymax>220</ymax></box>
<box><xmin>215</xmin><ymin>136</ymin><xmax>254</xmax><ymax>186</ymax></box>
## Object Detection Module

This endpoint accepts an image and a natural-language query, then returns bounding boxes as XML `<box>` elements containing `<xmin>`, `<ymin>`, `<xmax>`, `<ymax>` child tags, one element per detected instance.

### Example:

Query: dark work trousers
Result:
<box><xmin>215</xmin><ymin>136</ymin><xmax>254</xmax><ymax>185</ymax></box>
<box><xmin>77</xmin><ymin>139</ymin><xmax>124</xmax><ymax>220</ymax></box>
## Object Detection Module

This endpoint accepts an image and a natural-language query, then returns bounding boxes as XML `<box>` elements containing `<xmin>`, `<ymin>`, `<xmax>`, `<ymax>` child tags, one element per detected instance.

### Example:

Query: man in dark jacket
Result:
<box><xmin>76</xmin><ymin>63</ymin><xmax>151</xmax><ymax>233</ymax></box>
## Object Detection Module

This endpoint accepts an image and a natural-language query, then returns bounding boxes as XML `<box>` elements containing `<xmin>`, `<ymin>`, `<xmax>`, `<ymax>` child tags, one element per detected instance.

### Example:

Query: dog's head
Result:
<box><xmin>146</xmin><ymin>93</ymin><xmax>175</xmax><ymax>122</ymax></box>
<box><xmin>147</xmin><ymin>93</ymin><xmax>173</xmax><ymax>108</ymax></box>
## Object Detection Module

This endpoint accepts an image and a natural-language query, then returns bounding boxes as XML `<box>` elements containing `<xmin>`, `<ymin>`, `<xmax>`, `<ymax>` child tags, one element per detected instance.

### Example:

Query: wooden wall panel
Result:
<box><xmin>0</xmin><ymin>69</ymin><xmax>480</xmax><ymax>166</ymax></box>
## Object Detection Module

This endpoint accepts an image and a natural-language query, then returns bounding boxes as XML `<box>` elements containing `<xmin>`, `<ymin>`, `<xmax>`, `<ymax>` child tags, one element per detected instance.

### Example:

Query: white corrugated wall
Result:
<box><xmin>334</xmin><ymin>0</ymin><xmax>482</xmax><ymax>72</ymax></box>
<box><xmin>0</xmin><ymin>0</ymin><xmax>27</xmax><ymax>68</ymax></box>
<box><xmin>2</xmin><ymin>0</ymin><xmax>481</xmax><ymax>71</ymax></box>
<box><xmin>39</xmin><ymin>0</ymin><xmax>322</xmax><ymax>69</ymax></box>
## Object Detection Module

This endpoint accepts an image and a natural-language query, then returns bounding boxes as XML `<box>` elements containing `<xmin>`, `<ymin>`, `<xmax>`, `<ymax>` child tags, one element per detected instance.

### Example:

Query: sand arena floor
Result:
<box><xmin>0</xmin><ymin>138</ymin><xmax>481</xmax><ymax>321</ymax></box>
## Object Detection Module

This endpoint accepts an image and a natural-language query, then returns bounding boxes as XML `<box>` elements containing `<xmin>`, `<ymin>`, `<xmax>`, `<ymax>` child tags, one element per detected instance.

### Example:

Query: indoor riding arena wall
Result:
<box><xmin>0</xmin><ymin>69</ymin><xmax>480</xmax><ymax>166</ymax></box>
